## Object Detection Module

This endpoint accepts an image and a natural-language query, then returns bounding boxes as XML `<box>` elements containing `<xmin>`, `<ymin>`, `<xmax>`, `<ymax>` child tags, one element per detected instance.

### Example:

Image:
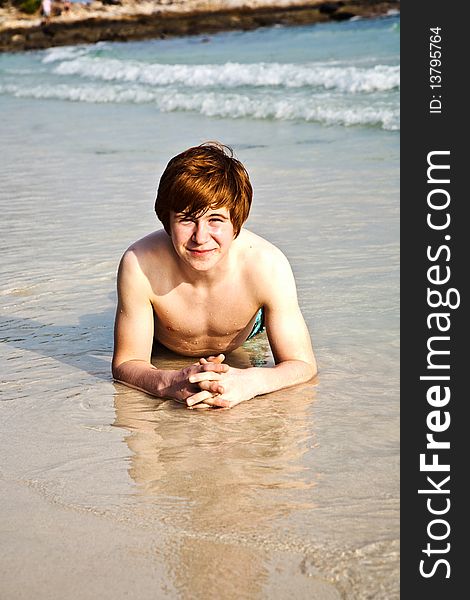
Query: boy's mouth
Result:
<box><xmin>187</xmin><ymin>247</ymin><xmax>216</xmax><ymax>255</ymax></box>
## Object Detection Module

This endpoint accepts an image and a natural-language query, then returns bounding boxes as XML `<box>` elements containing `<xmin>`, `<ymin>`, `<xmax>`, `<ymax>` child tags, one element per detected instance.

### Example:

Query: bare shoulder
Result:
<box><xmin>124</xmin><ymin>229</ymin><xmax>169</xmax><ymax>260</ymax></box>
<box><xmin>237</xmin><ymin>229</ymin><xmax>295</xmax><ymax>302</ymax></box>
<box><xmin>239</xmin><ymin>229</ymin><xmax>293</xmax><ymax>271</ymax></box>
<box><xmin>119</xmin><ymin>229</ymin><xmax>171</xmax><ymax>279</ymax></box>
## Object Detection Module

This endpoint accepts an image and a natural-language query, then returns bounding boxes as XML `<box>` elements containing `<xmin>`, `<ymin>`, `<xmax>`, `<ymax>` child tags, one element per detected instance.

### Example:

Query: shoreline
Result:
<box><xmin>0</xmin><ymin>0</ymin><xmax>399</xmax><ymax>53</ymax></box>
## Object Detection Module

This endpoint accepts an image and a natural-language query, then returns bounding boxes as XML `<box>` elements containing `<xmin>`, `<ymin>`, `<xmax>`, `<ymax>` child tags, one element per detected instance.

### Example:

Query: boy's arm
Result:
<box><xmin>188</xmin><ymin>250</ymin><xmax>317</xmax><ymax>408</ymax></box>
<box><xmin>261</xmin><ymin>250</ymin><xmax>317</xmax><ymax>387</ymax></box>
<box><xmin>112</xmin><ymin>250</ymin><xmax>227</xmax><ymax>401</ymax></box>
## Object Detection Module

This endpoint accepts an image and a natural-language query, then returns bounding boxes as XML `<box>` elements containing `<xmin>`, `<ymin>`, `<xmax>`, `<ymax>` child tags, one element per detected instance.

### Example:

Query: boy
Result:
<box><xmin>112</xmin><ymin>142</ymin><xmax>316</xmax><ymax>409</ymax></box>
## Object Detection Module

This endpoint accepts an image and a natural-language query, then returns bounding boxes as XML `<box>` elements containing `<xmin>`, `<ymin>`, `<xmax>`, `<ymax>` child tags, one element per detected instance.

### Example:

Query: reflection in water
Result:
<box><xmin>113</xmin><ymin>337</ymin><xmax>318</xmax><ymax>598</ymax></box>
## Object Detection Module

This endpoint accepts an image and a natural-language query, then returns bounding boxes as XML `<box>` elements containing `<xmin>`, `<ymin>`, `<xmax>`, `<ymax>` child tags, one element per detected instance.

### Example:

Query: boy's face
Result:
<box><xmin>169</xmin><ymin>206</ymin><xmax>235</xmax><ymax>271</ymax></box>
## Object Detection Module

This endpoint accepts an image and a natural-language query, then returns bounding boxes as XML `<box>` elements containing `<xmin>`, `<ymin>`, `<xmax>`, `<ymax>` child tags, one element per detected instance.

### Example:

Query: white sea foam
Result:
<box><xmin>4</xmin><ymin>36</ymin><xmax>400</xmax><ymax>131</ymax></box>
<box><xmin>0</xmin><ymin>83</ymin><xmax>399</xmax><ymax>130</ymax></box>
<box><xmin>0</xmin><ymin>83</ymin><xmax>155</xmax><ymax>104</ymax></box>
<box><xmin>42</xmin><ymin>45</ymin><xmax>92</xmax><ymax>64</ymax></box>
<box><xmin>157</xmin><ymin>90</ymin><xmax>400</xmax><ymax>130</ymax></box>
<box><xmin>53</xmin><ymin>58</ymin><xmax>400</xmax><ymax>94</ymax></box>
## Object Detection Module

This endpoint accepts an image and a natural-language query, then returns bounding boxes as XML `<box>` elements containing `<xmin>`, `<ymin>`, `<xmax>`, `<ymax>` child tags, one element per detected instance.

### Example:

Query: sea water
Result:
<box><xmin>0</xmin><ymin>14</ymin><xmax>399</xmax><ymax>599</ymax></box>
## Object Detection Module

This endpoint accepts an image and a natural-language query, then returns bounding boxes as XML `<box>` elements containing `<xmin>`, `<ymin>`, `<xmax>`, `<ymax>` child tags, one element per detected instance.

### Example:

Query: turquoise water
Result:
<box><xmin>1</xmin><ymin>15</ymin><xmax>399</xmax><ymax>129</ymax></box>
<box><xmin>0</xmin><ymin>15</ymin><xmax>399</xmax><ymax>599</ymax></box>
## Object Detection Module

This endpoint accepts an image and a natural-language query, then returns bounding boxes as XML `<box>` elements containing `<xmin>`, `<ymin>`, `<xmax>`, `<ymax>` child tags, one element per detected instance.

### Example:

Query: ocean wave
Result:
<box><xmin>0</xmin><ymin>82</ymin><xmax>155</xmax><ymax>104</ymax></box>
<box><xmin>41</xmin><ymin>45</ymin><xmax>92</xmax><ymax>64</ymax></box>
<box><xmin>52</xmin><ymin>57</ymin><xmax>400</xmax><ymax>94</ymax></box>
<box><xmin>159</xmin><ymin>90</ymin><xmax>400</xmax><ymax>130</ymax></box>
<box><xmin>0</xmin><ymin>83</ymin><xmax>399</xmax><ymax>130</ymax></box>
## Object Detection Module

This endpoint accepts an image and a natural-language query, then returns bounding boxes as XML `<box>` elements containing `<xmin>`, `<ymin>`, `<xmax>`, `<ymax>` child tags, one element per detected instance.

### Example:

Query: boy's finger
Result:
<box><xmin>209</xmin><ymin>354</ymin><xmax>225</xmax><ymax>363</ymax></box>
<box><xmin>207</xmin><ymin>396</ymin><xmax>230</xmax><ymax>409</ymax></box>
<box><xmin>201</xmin><ymin>363</ymin><xmax>229</xmax><ymax>373</ymax></box>
<box><xmin>197</xmin><ymin>381</ymin><xmax>225</xmax><ymax>394</ymax></box>
<box><xmin>199</xmin><ymin>354</ymin><xmax>225</xmax><ymax>365</ymax></box>
<box><xmin>189</xmin><ymin>372</ymin><xmax>222</xmax><ymax>383</ymax></box>
<box><xmin>192</xmin><ymin>397</ymin><xmax>229</xmax><ymax>409</ymax></box>
<box><xmin>187</xmin><ymin>390</ymin><xmax>213</xmax><ymax>407</ymax></box>
<box><xmin>187</xmin><ymin>391</ymin><xmax>229</xmax><ymax>409</ymax></box>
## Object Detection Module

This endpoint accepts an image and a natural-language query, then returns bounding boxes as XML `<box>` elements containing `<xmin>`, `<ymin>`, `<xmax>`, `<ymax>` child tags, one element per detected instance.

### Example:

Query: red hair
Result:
<box><xmin>155</xmin><ymin>142</ymin><xmax>252</xmax><ymax>237</ymax></box>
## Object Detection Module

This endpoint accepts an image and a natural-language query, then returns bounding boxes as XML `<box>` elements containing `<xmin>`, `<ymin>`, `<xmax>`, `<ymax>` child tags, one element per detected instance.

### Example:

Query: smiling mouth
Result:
<box><xmin>187</xmin><ymin>248</ymin><xmax>216</xmax><ymax>255</ymax></box>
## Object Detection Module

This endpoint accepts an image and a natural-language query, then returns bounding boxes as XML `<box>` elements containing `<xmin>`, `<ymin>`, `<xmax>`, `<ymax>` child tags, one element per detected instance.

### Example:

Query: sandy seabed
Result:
<box><xmin>1</xmin><ymin>476</ymin><xmax>344</xmax><ymax>599</ymax></box>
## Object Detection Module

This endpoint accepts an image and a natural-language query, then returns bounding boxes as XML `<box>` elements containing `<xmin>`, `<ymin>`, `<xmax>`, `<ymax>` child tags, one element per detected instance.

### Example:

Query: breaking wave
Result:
<box><xmin>0</xmin><ymin>82</ymin><xmax>399</xmax><ymax>130</ymax></box>
<box><xmin>1</xmin><ymin>31</ymin><xmax>400</xmax><ymax>131</ymax></box>
<box><xmin>51</xmin><ymin>56</ymin><xmax>399</xmax><ymax>94</ymax></box>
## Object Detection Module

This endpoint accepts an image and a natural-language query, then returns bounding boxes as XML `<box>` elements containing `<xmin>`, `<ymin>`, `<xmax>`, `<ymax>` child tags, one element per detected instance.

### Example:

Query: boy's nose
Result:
<box><xmin>192</xmin><ymin>221</ymin><xmax>210</xmax><ymax>244</ymax></box>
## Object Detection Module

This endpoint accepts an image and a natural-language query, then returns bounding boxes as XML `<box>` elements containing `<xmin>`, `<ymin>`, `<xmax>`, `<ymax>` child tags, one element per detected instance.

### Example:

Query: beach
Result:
<box><xmin>0</xmin><ymin>0</ymin><xmax>400</xmax><ymax>51</ymax></box>
<box><xmin>1</xmin><ymin>12</ymin><xmax>399</xmax><ymax>599</ymax></box>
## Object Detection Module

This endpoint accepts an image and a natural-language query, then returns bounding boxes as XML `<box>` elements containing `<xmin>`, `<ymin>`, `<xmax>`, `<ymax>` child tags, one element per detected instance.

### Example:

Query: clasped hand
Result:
<box><xmin>181</xmin><ymin>354</ymin><xmax>255</xmax><ymax>409</ymax></box>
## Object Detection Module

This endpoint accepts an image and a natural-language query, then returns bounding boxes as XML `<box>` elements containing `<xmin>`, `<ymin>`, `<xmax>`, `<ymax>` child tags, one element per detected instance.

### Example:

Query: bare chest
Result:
<box><xmin>152</xmin><ymin>283</ymin><xmax>260</xmax><ymax>356</ymax></box>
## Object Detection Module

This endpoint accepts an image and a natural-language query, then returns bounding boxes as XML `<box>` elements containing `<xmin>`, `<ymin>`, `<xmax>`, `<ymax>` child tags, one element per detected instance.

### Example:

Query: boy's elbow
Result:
<box><xmin>303</xmin><ymin>359</ymin><xmax>317</xmax><ymax>382</ymax></box>
<box><xmin>111</xmin><ymin>363</ymin><xmax>121</xmax><ymax>381</ymax></box>
<box><xmin>111</xmin><ymin>356</ymin><xmax>127</xmax><ymax>380</ymax></box>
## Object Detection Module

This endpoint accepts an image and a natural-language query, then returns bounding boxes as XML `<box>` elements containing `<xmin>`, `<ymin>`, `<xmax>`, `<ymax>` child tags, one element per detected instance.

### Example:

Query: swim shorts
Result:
<box><xmin>246</xmin><ymin>308</ymin><xmax>265</xmax><ymax>341</ymax></box>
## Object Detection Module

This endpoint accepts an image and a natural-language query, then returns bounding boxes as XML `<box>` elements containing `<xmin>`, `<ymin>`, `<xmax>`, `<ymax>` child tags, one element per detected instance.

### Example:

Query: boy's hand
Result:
<box><xmin>172</xmin><ymin>357</ymin><xmax>228</xmax><ymax>403</ymax></box>
<box><xmin>187</xmin><ymin>366</ymin><xmax>258</xmax><ymax>410</ymax></box>
<box><xmin>182</xmin><ymin>354</ymin><xmax>228</xmax><ymax>408</ymax></box>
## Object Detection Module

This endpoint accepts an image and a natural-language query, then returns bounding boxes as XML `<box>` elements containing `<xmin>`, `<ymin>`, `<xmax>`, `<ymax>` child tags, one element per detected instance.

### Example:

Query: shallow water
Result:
<box><xmin>1</xmin><ymin>16</ymin><xmax>399</xmax><ymax>599</ymax></box>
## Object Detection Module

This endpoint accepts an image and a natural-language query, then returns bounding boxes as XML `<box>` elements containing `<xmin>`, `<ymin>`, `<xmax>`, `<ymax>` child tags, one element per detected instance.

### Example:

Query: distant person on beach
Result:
<box><xmin>112</xmin><ymin>142</ymin><xmax>317</xmax><ymax>409</ymax></box>
<box><xmin>41</xmin><ymin>0</ymin><xmax>51</xmax><ymax>20</ymax></box>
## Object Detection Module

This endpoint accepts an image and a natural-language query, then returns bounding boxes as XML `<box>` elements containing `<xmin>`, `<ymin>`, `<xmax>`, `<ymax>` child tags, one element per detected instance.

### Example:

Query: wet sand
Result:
<box><xmin>1</xmin><ymin>477</ymin><xmax>346</xmax><ymax>600</ymax></box>
<box><xmin>0</xmin><ymin>0</ymin><xmax>400</xmax><ymax>52</ymax></box>
<box><xmin>0</xmin><ymin>479</ymin><xmax>173</xmax><ymax>600</ymax></box>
